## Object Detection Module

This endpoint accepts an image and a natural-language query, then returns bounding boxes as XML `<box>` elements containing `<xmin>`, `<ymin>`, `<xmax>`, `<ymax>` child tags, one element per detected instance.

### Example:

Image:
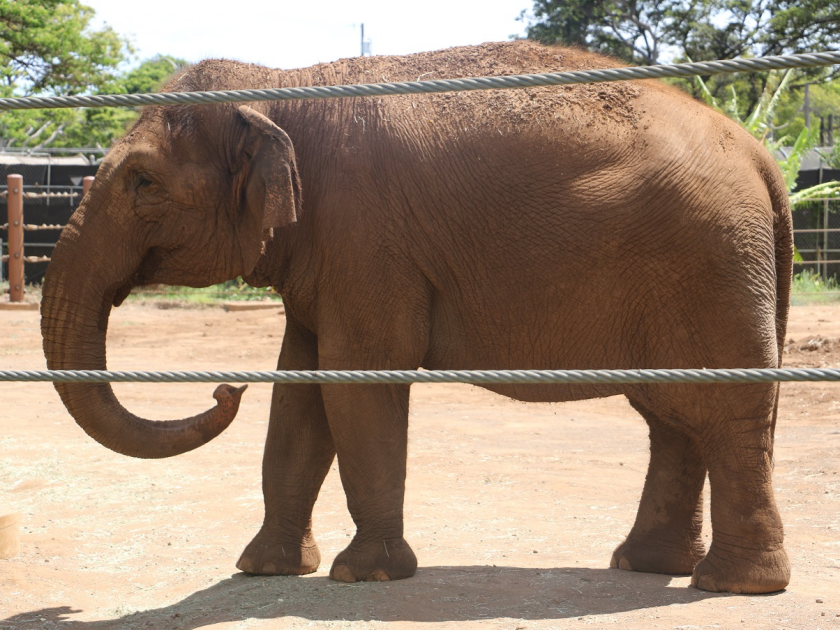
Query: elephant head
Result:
<box><xmin>41</xmin><ymin>102</ymin><xmax>301</xmax><ymax>458</ymax></box>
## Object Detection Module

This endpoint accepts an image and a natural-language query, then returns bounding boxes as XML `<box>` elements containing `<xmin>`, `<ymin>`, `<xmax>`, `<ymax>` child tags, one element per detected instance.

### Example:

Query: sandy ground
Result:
<box><xmin>0</xmin><ymin>301</ymin><xmax>838</xmax><ymax>630</ymax></box>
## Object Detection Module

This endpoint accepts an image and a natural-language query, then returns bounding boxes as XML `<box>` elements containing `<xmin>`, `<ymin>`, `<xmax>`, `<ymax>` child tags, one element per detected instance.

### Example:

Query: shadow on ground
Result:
<box><xmin>0</xmin><ymin>565</ymin><xmax>761</xmax><ymax>629</ymax></box>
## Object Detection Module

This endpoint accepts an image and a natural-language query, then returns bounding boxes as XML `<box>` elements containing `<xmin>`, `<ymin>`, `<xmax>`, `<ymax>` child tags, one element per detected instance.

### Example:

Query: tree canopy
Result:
<box><xmin>0</xmin><ymin>0</ymin><xmax>127</xmax><ymax>96</ymax></box>
<box><xmin>519</xmin><ymin>0</ymin><xmax>840</xmax><ymax>124</ymax></box>
<box><xmin>0</xmin><ymin>1</ymin><xmax>187</xmax><ymax>151</ymax></box>
<box><xmin>519</xmin><ymin>1</ymin><xmax>840</xmax><ymax>66</ymax></box>
<box><xmin>0</xmin><ymin>56</ymin><xmax>188</xmax><ymax>150</ymax></box>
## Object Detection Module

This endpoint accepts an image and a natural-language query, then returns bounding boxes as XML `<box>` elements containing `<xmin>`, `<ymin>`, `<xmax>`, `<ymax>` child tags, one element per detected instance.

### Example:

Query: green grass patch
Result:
<box><xmin>790</xmin><ymin>270</ymin><xmax>840</xmax><ymax>305</ymax></box>
<box><xmin>127</xmin><ymin>278</ymin><xmax>281</xmax><ymax>306</ymax></box>
<box><xmin>2</xmin><ymin>278</ymin><xmax>281</xmax><ymax>307</ymax></box>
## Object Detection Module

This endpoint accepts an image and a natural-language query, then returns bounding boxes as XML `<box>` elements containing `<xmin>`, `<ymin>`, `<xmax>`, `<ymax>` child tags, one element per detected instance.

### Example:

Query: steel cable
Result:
<box><xmin>2</xmin><ymin>51</ymin><xmax>839</xmax><ymax>111</ymax></box>
<box><xmin>2</xmin><ymin>368</ymin><xmax>840</xmax><ymax>385</ymax></box>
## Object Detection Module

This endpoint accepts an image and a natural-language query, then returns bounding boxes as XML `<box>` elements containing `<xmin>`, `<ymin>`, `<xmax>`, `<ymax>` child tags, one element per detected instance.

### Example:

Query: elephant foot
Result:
<box><xmin>236</xmin><ymin>527</ymin><xmax>321</xmax><ymax>576</ymax></box>
<box><xmin>691</xmin><ymin>543</ymin><xmax>790</xmax><ymax>594</ymax></box>
<box><xmin>611</xmin><ymin>533</ymin><xmax>705</xmax><ymax>576</ymax></box>
<box><xmin>329</xmin><ymin>537</ymin><xmax>417</xmax><ymax>583</ymax></box>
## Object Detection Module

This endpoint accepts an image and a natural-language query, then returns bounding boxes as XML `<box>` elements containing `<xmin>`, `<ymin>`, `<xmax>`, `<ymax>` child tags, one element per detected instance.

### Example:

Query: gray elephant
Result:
<box><xmin>41</xmin><ymin>41</ymin><xmax>793</xmax><ymax>593</ymax></box>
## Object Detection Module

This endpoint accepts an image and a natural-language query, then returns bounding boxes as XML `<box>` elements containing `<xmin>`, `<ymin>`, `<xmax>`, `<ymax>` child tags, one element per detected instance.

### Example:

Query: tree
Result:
<box><xmin>0</xmin><ymin>0</ymin><xmax>130</xmax><ymax>151</ymax></box>
<box><xmin>520</xmin><ymin>1</ymin><xmax>840</xmax><ymax>66</ymax></box>
<box><xmin>519</xmin><ymin>0</ymin><xmax>706</xmax><ymax>66</ymax></box>
<box><xmin>0</xmin><ymin>0</ymin><xmax>128</xmax><ymax>96</ymax></box>
<box><xmin>519</xmin><ymin>0</ymin><xmax>840</xmax><ymax>120</ymax></box>
<box><xmin>1</xmin><ymin>1</ymin><xmax>187</xmax><ymax>151</ymax></box>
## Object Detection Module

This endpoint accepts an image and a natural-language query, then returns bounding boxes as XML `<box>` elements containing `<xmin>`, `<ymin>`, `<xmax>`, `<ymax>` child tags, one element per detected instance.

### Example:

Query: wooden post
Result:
<box><xmin>82</xmin><ymin>175</ymin><xmax>94</xmax><ymax>199</ymax></box>
<box><xmin>7</xmin><ymin>174</ymin><xmax>24</xmax><ymax>302</ymax></box>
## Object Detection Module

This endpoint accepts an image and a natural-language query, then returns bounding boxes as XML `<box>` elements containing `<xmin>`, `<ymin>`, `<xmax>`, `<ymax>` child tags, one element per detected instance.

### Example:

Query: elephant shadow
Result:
<box><xmin>3</xmin><ymin>565</ymin><xmax>766</xmax><ymax>628</ymax></box>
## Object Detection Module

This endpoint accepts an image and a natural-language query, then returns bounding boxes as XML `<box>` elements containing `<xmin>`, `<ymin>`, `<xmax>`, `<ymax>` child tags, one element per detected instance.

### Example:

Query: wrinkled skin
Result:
<box><xmin>41</xmin><ymin>41</ymin><xmax>793</xmax><ymax>594</ymax></box>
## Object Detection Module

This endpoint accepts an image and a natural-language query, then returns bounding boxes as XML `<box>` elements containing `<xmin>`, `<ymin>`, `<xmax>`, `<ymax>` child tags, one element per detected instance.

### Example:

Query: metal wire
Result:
<box><xmin>0</xmin><ymin>255</ymin><xmax>50</xmax><ymax>263</ymax></box>
<box><xmin>1</xmin><ymin>368</ymin><xmax>840</xmax><ymax>385</ymax></box>
<box><xmin>21</xmin><ymin>192</ymin><xmax>79</xmax><ymax>199</ymax></box>
<box><xmin>2</xmin><ymin>51</ymin><xmax>839</xmax><ymax>111</ymax></box>
<box><xmin>0</xmin><ymin>224</ymin><xmax>65</xmax><ymax>231</ymax></box>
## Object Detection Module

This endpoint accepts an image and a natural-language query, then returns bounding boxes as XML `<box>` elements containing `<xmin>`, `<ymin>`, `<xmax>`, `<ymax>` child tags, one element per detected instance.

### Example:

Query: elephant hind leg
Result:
<box><xmin>623</xmin><ymin>383</ymin><xmax>789</xmax><ymax>593</ymax></box>
<box><xmin>611</xmin><ymin>399</ymin><xmax>707</xmax><ymax>575</ymax></box>
<box><xmin>690</xmin><ymin>386</ymin><xmax>789</xmax><ymax>594</ymax></box>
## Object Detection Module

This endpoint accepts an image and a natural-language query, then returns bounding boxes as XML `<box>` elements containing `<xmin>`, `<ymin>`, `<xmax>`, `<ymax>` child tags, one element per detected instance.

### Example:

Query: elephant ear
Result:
<box><xmin>237</xmin><ymin>106</ymin><xmax>300</xmax><ymax>241</ymax></box>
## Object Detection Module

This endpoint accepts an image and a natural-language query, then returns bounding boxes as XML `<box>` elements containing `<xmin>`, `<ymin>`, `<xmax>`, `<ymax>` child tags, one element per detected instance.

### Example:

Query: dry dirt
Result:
<box><xmin>1</xmin><ymin>301</ymin><xmax>839</xmax><ymax>630</ymax></box>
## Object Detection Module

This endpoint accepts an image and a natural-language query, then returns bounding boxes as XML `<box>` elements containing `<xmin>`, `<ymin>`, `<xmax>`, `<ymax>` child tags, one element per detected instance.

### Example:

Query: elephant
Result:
<box><xmin>40</xmin><ymin>40</ymin><xmax>793</xmax><ymax>594</ymax></box>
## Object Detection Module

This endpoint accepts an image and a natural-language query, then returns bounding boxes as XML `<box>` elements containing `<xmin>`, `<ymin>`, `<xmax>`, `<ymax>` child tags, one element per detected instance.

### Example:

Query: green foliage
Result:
<box><xmin>2</xmin><ymin>278</ymin><xmax>282</xmax><ymax>306</ymax></box>
<box><xmin>1</xmin><ymin>56</ymin><xmax>187</xmax><ymax>150</ymax></box>
<box><xmin>0</xmin><ymin>0</ymin><xmax>128</xmax><ymax>96</ymax></box>
<box><xmin>695</xmin><ymin>69</ymin><xmax>840</xmax><ymax>201</ymax></box>
<box><xmin>0</xmin><ymin>1</ymin><xmax>188</xmax><ymax>150</ymax></box>
<box><xmin>128</xmin><ymin>279</ymin><xmax>283</xmax><ymax>306</ymax></box>
<box><xmin>790</xmin><ymin>269</ymin><xmax>840</xmax><ymax>304</ymax></box>
<box><xmin>519</xmin><ymin>0</ymin><xmax>840</xmax><ymax>116</ymax></box>
<box><xmin>117</xmin><ymin>56</ymin><xmax>188</xmax><ymax>95</ymax></box>
<box><xmin>519</xmin><ymin>0</ymin><xmax>708</xmax><ymax>66</ymax></box>
<box><xmin>520</xmin><ymin>1</ymin><xmax>840</xmax><ymax>66</ymax></box>
<box><xmin>825</xmin><ymin>140</ymin><xmax>840</xmax><ymax>170</ymax></box>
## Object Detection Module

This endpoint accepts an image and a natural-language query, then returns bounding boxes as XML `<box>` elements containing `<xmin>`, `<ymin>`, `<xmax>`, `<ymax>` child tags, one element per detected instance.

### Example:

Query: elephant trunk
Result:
<box><xmin>40</xmin><ymin>207</ymin><xmax>245</xmax><ymax>460</ymax></box>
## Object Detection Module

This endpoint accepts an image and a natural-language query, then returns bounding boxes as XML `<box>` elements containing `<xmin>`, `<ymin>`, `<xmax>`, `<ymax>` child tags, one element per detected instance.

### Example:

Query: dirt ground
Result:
<box><xmin>0</xmin><ymin>301</ymin><xmax>838</xmax><ymax>630</ymax></box>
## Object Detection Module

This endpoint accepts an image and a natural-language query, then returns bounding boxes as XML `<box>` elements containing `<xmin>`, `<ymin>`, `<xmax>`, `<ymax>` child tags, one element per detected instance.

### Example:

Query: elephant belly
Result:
<box><xmin>479</xmin><ymin>382</ymin><xmax>626</xmax><ymax>403</ymax></box>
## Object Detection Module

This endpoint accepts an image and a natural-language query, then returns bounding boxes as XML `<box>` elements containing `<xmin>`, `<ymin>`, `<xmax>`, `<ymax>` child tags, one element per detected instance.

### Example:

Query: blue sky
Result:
<box><xmin>85</xmin><ymin>1</ymin><xmax>532</xmax><ymax>70</ymax></box>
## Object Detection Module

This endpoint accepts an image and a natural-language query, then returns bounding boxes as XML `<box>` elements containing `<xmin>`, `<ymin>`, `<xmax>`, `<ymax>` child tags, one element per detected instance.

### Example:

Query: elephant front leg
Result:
<box><xmin>611</xmin><ymin>401</ymin><xmax>706</xmax><ymax>575</ymax></box>
<box><xmin>237</xmin><ymin>319</ymin><xmax>335</xmax><ymax>576</ymax></box>
<box><xmin>320</xmin><ymin>383</ymin><xmax>418</xmax><ymax>583</ymax></box>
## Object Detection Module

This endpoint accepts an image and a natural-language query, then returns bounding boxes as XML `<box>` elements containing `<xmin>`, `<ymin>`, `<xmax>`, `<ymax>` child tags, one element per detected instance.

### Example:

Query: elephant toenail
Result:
<box><xmin>367</xmin><ymin>570</ymin><xmax>391</xmax><ymax>582</ymax></box>
<box><xmin>693</xmin><ymin>574</ymin><xmax>717</xmax><ymax>592</ymax></box>
<box><xmin>730</xmin><ymin>584</ymin><xmax>742</xmax><ymax>594</ymax></box>
<box><xmin>237</xmin><ymin>557</ymin><xmax>253</xmax><ymax>573</ymax></box>
<box><xmin>330</xmin><ymin>565</ymin><xmax>357</xmax><ymax>583</ymax></box>
<box><xmin>618</xmin><ymin>558</ymin><xmax>633</xmax><ymax>571</ymax></box>
<box><xmin>262</xmin><ymin>562</ymin><xmax>277</xmax><ymax>574</ymax></box>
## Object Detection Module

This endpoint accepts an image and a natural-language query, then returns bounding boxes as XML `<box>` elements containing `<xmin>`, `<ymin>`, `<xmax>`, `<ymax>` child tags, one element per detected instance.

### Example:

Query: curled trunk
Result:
<box><xmin>40</xmin><ymin>220</ymin><xmax>245</xmax><ymax>459</ymax></box>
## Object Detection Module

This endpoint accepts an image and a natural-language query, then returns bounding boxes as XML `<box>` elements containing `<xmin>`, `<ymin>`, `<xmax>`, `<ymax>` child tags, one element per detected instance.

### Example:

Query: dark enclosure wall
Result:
<box><xmin>1</xmin><ymin>163</ymin><xmax>100</xmax><ymax>284</ymax></box>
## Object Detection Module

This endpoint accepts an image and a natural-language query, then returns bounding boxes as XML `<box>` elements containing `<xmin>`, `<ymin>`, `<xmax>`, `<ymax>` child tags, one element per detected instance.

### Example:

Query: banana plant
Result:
<box><xmin>693</xmin><ymin>69</ymin><xmax>840</xmax><ymax>202</ymax></box>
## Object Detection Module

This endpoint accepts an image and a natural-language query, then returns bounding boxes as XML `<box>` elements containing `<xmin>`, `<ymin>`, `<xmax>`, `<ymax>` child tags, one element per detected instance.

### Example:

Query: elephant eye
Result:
<box><xmin>135</xmin><ymin>174</ymin><xmax>154</xmax><ymax>191</ymax></box>
<box><xmin>132</xmin><ymin>172</ymin><xmax>167</xmax><ymax>207</ymax></box>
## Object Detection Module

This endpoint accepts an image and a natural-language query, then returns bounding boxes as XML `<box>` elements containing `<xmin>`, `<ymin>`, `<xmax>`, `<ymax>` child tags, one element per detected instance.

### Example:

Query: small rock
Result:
<box><xmin>816</xmin><ymin>598</ymin><xmax>824</xmax><ymax>603</ymax></box>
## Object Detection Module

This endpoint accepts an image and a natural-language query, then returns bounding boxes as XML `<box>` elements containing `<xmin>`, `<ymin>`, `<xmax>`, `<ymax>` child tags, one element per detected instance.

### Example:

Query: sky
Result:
<box><xmin>84</xmin><ymin>1</ymin><xmax>533</xmax><ymax>71</ymax></box>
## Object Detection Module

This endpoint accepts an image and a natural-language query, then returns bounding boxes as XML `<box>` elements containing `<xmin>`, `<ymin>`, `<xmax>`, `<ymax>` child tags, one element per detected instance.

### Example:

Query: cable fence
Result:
<box><xmin>2</xmin><ymin>52</ymin><xmax>840</xmax><ymax>111</ymax></box>
<box><xmin>2</xmin><ymin>367</ymin><xmax>840</xmax><ymax>385</ymax></box>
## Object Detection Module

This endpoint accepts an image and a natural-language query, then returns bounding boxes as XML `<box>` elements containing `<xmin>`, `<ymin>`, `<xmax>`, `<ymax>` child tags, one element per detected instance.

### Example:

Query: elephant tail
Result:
<box><xmin>765</xmin><ymin>159</ymin><xmax>793</xmax><ymax>368</ymax></box>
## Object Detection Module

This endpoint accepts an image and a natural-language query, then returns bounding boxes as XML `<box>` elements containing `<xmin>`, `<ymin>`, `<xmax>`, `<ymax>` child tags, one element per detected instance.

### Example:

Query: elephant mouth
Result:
<box><xmin>111</xmin><ymin>248</ymin><xmax>165</xmax><ymax>307</ymax></box>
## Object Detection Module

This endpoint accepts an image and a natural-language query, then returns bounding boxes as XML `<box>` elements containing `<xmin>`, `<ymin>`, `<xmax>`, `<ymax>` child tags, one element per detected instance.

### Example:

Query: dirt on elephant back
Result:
<box><xmin>1</xmin><ymin>300</ymin><xmax>839</xmax><ymax>630</ymax></box>
<box><xmin>273</xmin><ymin>40</ymin><xmax>644</xmax><ymax>132</ymax></box>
